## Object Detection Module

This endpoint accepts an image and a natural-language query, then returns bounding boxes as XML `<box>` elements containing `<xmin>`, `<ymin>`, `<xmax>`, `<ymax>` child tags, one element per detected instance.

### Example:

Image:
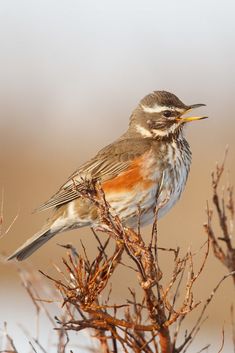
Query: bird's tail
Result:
<box><xmin>7</xmin><ymin>228</ymin><xmax>56</xmax><ymax>261</ymax></box>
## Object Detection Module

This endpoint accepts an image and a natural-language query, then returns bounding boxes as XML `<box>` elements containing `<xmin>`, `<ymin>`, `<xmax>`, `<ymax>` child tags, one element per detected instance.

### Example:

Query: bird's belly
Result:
<box><xmin>106</xmin><ymin>166</ymin><xmax>188</xmax><ymax>228</ymax></box>
<box><xmin>157</xmin><ymin>180</ymin><xmax>185</xmax><ymax>219</ymax></box>
<box><xmin>157</xmin><ymin>160</ymin><xmax>189</xmax><ymax>219</ymax></box>
<box><xmin>106</xmin><ymin>182</ymin><xmax>159</xmax><ymax>227</ymax></box>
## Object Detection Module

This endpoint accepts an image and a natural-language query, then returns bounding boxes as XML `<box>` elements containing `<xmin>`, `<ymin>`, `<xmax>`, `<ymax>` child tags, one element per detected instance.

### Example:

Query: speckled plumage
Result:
<box><xmin>8</xmin><ymin>90</ymin><xmax>206</xmax><ymax>261</ymax></box>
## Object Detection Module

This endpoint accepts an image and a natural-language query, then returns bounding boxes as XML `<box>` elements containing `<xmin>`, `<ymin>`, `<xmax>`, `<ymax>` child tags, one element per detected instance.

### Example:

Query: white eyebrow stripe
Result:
<box><xmin>141</xmin><ymin>104</ymin><xmax>185</xmax><ymax>114</ymax></box>
<box><xmin>141</xmin><ymin>104</ymin><xmax>172</xmax><ymax>113</ymax></box>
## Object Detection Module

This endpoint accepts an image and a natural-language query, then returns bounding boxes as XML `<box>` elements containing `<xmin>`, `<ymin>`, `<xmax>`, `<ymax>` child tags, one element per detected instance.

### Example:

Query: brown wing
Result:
<box><xmin>36</xmin><ymin>138</ymin><xmax>152</xmax><ymax>212</ymax></box>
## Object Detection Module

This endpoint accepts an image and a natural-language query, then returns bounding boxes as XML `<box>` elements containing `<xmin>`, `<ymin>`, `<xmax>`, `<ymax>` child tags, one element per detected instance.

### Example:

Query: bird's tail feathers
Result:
<box><xmin>7</xmin><ymin>228</ymin><xmax>56</xmax><ymax>261</ymax></box>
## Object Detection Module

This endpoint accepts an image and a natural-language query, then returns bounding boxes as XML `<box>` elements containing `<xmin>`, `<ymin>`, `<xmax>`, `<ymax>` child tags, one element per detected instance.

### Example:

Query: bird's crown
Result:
<box><xmin>140</xmin><ymin>90</ymin><xmax>188</xmax><ymax>113</ymax></box>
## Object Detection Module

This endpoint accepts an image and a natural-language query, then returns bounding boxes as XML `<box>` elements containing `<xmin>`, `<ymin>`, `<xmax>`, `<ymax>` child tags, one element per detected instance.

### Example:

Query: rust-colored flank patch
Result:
<box><xmin>102</xmin><ymin>155</ymin><xmax>154</xmax><ymax>193</ymax></box>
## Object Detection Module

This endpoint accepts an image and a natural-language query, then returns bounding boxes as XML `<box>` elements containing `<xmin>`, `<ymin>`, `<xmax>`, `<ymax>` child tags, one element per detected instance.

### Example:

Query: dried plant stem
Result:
<box><xmin>2</xmin><ymin>155</ymin><xmax>235</xmax><ymax>352</ymax></box>
<box><xmin>204</xmin><ymin>154</ymin><xmax>235</xmax><ymax>285</ymax></box>
<box><xmin>37</xmin><ymin>183</ymin><xmax>220</xmax><ymax>353</ymax></box>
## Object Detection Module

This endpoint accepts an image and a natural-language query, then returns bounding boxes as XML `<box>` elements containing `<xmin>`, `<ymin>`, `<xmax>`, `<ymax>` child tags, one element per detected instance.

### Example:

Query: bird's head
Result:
<box><xmin>130</xmin><ymin>90</ymin><xmax>207</xmax><ymax>139</ymax></box>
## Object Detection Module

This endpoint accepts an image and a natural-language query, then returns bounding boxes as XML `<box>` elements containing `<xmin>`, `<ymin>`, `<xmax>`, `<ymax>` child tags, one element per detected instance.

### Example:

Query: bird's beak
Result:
<box><xmin>178</xmin><ymin>103</ymin><xmax>208</xmax><ymax>123</ymax></box>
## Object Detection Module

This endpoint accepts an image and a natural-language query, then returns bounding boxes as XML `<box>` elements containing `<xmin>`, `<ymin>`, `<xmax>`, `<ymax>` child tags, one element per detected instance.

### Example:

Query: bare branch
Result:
<box><xmin>205</xmin><ymin>154</ymin><xmax>235</xmax><ymax>285</ymax></box>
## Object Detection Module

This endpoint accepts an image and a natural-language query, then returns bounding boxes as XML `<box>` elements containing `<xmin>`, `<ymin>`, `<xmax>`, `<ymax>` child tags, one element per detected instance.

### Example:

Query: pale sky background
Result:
<box><xmin>0</xmin><ymin>0</ymin><xmax>235</xmax><ymax>352</ymax></box>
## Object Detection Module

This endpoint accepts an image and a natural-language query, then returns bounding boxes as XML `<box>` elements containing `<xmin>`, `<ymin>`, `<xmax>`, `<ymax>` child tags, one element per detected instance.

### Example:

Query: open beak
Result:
<box><xmin>178</xmin><ymin>103</ymin><xmax>208</xmax><ymax>123</ymax></box>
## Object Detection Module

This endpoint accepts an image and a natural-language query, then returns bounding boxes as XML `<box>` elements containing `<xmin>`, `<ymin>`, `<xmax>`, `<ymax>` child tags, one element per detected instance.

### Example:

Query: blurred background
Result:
<box><xmin>0</xmin><ymin>0</ymin><xmax>235</xmax><ymax>351</ymax></box>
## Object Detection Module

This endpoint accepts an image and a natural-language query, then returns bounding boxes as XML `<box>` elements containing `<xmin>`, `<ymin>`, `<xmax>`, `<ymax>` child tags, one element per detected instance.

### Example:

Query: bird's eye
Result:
<box><xmin>163</xmin><ymin>110</ymin><xmax>172</xmax><ymax>118</ymax></box>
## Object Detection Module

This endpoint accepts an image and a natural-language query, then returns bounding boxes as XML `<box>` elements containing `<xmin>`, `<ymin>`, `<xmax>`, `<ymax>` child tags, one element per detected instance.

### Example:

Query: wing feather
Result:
<box><xmin>36</xmin><ymin>138</ymin><xmax>152</xmax><ymax>212</ymax></box>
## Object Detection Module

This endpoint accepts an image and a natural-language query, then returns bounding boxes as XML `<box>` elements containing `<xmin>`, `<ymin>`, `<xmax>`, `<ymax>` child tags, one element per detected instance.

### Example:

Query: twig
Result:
<box><xmin>217</xmin><ymin>326</ymin><xmax>225</xmax><ymax>353</ymax></box>
<box><xmin>3</xmin><ymin>323</ymin><xmax>19</xmax><ymax>353</ymax></box>
<box><xmin>206</xmin><ymin>154</ymin><xmax>235</xmax><ymax>285</ymax></box>
<box><xmin>176</xmin><ymin>271</ymin><xmax>235</xmax><ymax>352</ymax></box>
<box><xmin>4</xmin><ymin>172</ymin><xmax>234</xmax><ymax>352</ymax></box>
<box><xmin>196</xmin><ymin>345</ymin><xmax>210</xmax><ymax>353</ymax></box>
<box><xmin>231</xmin><ymin>305</ymin><xmax>235</xmax><ymax>353</ymax></box>
<box><xmin>0</xmin><ymin>189</ymin><xmax>19</xmax><ymax>240</ymax></box>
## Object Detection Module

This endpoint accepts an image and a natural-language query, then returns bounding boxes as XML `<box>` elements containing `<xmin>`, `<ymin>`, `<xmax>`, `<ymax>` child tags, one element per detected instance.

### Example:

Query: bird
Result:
<box><xmin>8</xmin><ymin>90</ymin><xmax>207</xmax><ymax>261</ymax></box>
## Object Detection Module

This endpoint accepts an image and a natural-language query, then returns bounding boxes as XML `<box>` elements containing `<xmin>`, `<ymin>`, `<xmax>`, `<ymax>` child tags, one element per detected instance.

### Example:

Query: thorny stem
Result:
<box><xmin>205</xmin><ymin>154</ymin><xmax>235</xmax><ymax>285</ymax></box>
<box><xmin>4</xmin><ymin>160</ymin><xmax>235</xmax><ymax>352</ymax></box>
<box><xmin>40</xmin><ymin>183</ymin><xmax>215</xmax><ymax>353</ymax></box>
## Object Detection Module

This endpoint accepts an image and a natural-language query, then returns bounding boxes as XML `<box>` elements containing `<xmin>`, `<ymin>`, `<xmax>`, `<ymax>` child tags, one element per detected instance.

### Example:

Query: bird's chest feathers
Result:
<box><xmin>157</xmin><ymin>141</ymin><xmax>191</xmax><ymax>217</ymax></box>
<box><xmin>102</xmin><ymin>150</ymin><xmax>161</xmax><ymax>216</ymax></box>
<box><xmin>102</xmin><ymin>144</ymin><xmax>190</xmax><ymax>223</ymax></box>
